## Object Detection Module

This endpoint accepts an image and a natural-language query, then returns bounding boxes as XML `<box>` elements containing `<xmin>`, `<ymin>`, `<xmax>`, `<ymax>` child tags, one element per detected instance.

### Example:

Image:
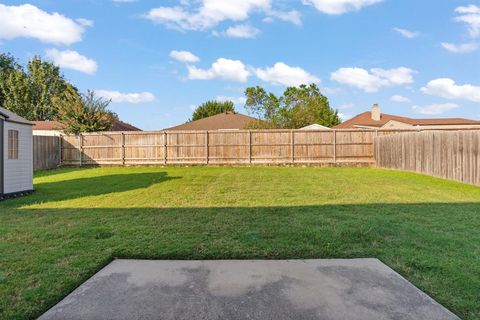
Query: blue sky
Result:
<box><xmin>1</xmin><ymin>0</ymin><xmax>480</xmax><ymax>130</ymax></box>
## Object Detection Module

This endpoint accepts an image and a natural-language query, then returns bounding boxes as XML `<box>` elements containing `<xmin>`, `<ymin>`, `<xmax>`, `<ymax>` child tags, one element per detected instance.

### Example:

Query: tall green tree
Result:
<box><xmin>0</xmin><ymin>53</ymin><xmax>17</xmax><ymax>75</ymax></box>
<box><xmin>0</xmin><ymin>55</ymin><xmax>71</xmax><ymax>120</ymax></box>
<box><xmin>244</xmin><ymin>84</ymin><xmax>341</xmax><ymax>129</ymax></box>
<box><xmin>0</xmin><ymin>53</ymin><xmax>19</xmax><ymax>107</ymax></box>
<box><xmin>191</xmin><ymin>100</ymin><xmax>235</xmax><ymax>121</ymax></box>
<box><xmin>54</xmin><ymin>85</ymin><xmax>118</xmax><ymax>134</ymax></box>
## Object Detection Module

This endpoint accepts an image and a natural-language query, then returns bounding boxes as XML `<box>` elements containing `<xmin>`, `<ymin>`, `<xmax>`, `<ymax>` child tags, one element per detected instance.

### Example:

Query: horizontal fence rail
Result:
<box><xmin>375</xmin><ymin>131</ymin><xmax>480</xmax><ymax>185</ymax></box>
<box><xmin>59</xmin><ymin>129</ymin><xmax>434</xmax><ymax>167</ymax></box>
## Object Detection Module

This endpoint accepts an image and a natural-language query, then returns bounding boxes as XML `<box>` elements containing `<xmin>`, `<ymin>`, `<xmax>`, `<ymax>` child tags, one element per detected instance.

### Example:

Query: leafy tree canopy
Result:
<box><xmin>244</xmin><ymin>84</ymin><xmax>341</xmax><ymax>129</ymax></box>
<box><xmin>0</xmin><ymin>52</ymin><xmax>18</xmax><ymax>75</ymax></box>
<box><xmin>0</xmin><ymin>54</ymin><xmax>71</xmax><ymax>120</ymax></box>
<box><xmin>54</xmin><ymin>85</ymin><xmax>118</xmax><ymax>134</ymax></box>
<box><xmin>191</xmin><ymin>100</ymin><xmax>235</xmax><ymax>121</ymax></box>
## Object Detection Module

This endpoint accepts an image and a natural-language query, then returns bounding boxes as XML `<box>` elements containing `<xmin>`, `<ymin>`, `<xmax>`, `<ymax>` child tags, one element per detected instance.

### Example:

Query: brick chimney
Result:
<box><xmin>371</xmin><ymin>104</ymin><xmax>381</xmax><ymax>121</ymax></box>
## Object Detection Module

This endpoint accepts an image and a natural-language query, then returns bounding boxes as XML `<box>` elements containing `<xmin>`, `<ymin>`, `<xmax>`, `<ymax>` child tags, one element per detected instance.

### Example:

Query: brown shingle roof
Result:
<box><xmin>334</xmin><ymin>111</ymin><xmax>480</xmax><ymax>129</ymax></box>
<box><xmin>32</xmin><ymin>120</ymin><xmax>66</xmax><ymax>130</ymax></box>
<box><xmin>111</xmin><ymin>120</ymin><xmax>142</xmax><ymax>131</ymax></box>
<box><xmin>167</xmin><ymin>112</ymin><xmax>257</xmax><ymax>131</ymax></box>
<box><xmin>32</xmin><ymin>120</ymin><xmax>141</xmax><ymax>131</ymax></box>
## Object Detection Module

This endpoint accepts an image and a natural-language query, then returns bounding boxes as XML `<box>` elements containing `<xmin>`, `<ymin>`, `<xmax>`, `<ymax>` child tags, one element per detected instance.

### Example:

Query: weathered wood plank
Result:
<box><xmin>375</xmin><ymin>131</ymin><xmax>480</xmax><ymax>185</ymax></box>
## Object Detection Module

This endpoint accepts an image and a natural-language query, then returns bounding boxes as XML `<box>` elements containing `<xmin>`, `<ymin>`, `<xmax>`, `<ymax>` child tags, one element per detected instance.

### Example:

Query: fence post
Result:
<box><xmin>163</xmin><ymin>131</ymin><xmax>167</xmax><ymax>165</ymax></box>
<box><xmin>333</xmin><ymin>130</ymin><xmax>337</xmax><ymax>164</ymax></box>
<box><xmin>291</xmin><ymin>130</ymin><xmax>295</xmax><ymax>164</ymax></box>
<box><xmin>121</xmin><ymin>132</ymin><xmax>125</xmax><ymax>166</ymax></box>
<box><xmin>205</xmin><ymin>131</ymin><xmax>209</xmax><ymax>165</ymax></box>
<box><xmin>78</xmin><ymin>133</ymin><xmax>83</xmax><ymax>167</ymax></box>
<box><xmin>248</xmin><ymin>130</ymin><xmax>252</xmax><ymax>164</ymax></box>
<box><xmin>432</xmin><ymin>132</ymin><xmax>435</xmax><ymax>176</ymax></box>
<box><xmin>58</xmin><ymin>134</ymin><xmax>63</xmax><ymax>167</ymax></box>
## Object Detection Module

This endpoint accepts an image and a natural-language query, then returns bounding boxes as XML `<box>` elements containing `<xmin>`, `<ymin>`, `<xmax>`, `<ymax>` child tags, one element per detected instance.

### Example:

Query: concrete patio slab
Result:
<box><xmin>39</xmin><ymin>259</ymin><xmax>459</xmax><ymax>320</ymax></box>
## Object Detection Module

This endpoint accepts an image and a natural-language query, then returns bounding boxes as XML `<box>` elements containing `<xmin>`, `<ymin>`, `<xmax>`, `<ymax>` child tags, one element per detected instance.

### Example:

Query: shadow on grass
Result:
<box><xmin>1</xmin><ymin>203</ymin><xmax>479</xmax><ymax>319</ymax></box>
<box><xmin>26</xmin><ymin>172</ymin><xmax>179</xmax><ymax>203</ymax></box>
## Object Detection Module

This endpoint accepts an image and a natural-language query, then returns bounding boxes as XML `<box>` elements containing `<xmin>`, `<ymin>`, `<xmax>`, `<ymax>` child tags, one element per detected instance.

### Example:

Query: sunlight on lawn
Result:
<box><xmin>23</xmin><ymin>167</ymin><xmax>480</xmax><ymax>209</ymax></box>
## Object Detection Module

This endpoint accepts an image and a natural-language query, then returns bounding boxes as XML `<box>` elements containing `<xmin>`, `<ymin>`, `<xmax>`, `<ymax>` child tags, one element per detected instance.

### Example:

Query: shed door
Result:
<box><xmin>0</xmin><ymin>119</ymin><xmax>3</xmax><ymax>195</ymax></box>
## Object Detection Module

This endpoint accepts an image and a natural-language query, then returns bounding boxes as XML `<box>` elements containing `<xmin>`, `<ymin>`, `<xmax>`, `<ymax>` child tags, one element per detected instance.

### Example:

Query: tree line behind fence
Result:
<box><xmin>58</xmin><ymin>129</ymin><xmax>412</xmax><ymax>166</ymax></box>
<box><xmin>375</xmin><ymin>130</ymin><xmax>480</xmax><ymax>185</ymax></box>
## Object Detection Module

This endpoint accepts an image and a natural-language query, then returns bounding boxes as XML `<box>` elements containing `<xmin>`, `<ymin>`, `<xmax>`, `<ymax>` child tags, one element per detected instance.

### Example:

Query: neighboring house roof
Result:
<box><xmin>167</xmin><ymin>112</ymin><xmax>257</xmax><ymax>131</ymax></box>
<box><xmin>0</xmin><ymin>106</ymin><xmax>32</xmax><ymax>125</ymax></box>
<box><xmin>111</xmin><ymin>120</ymin><xmax>142</xmax><ymax>131</ymax></box>
<box><xmin>32</xmin><ymin>120</ymin><xmax>66</xmax><ymax>130</ymax></box>
<box><xmin>300</xmin><ymin>124</ymin><xmax>331</xmax><ymax>130</ymax></box>
<box><xmin>335</xmin><ymin>110</ymin><xmax>480</xmax><ymax>129</ymax></box>
<box><xmin>32</xmin><ymin>120</ymin><xmax>142</xmax><ymax>132</ymax></box>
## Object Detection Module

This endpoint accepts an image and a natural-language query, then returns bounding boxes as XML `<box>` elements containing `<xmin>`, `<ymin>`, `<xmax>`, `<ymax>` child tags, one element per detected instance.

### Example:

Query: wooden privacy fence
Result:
<box><xmin>59</xmin><ymin>129</ymin><xmax>412</xmax><ymax>166</ymax></box>
<box><xmin>375</xmin><ymin>131</ymin><xmax>480</xmax><ymax>185</ymax></box>
<box><xmin>33</xmin><ymin>135</ymin><xmax>60</xmax><ymax>171</ymax></box>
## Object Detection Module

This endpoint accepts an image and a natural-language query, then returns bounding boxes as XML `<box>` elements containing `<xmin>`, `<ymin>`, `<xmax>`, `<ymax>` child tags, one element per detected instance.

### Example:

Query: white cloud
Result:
<box><xmin>321</xmin><ymin>86</ymin><xmax>342</xmax><ymax>95</ymax></box>
<box><xmin>144</xmin><ymin>0</ymin><xmax>271</xmax><ymax>31</ymax></box>
<box><xmin>170</xmin><ymin>50</ymin><xmax>200</xmax><ymax>63</ymax></box>
<box><xmin>456</xmin><ymin>4</ymin><xmax>480</xmax><ymax>14</ymax></box>
<box><xmin>331</xmin><ymin>67</ymin><xmax>414</xmax><ymax>92</ymax></box>
<box><xmin>266</xmin><ymin>10</ymin><xmax>302</xmax><ymax>25</ymax></box>
<box><xmin>76</xmin><ymin>18</ymin><xmax>94</xmax><ymax>27</ymax></box>
<box><xmin>390</xmin><ymin>95</ymin><xmax>410</xmax><ymax>102</ymax></box>
<box><xmin>0</xmin><ymin>4</ymin><xmax>85</xmax><ymax>45</ymax></box>
<box><xmin>96</xmin><ymin>90</ymin><xmax>156</xmax><ymax>104</ymax></box>
<box><xmin>412</xmin><ymin>103</ymin><xmax>459</xmax><ymax>115</ymax></box>
<box><xmin>337</xmin><ymin>103</ymin><xmax>354</xmax><ymax>109</ymax></box>
<box><xmin>302</xmin><ymin>0</ymin><xmax>382</xmax><ymax>15</ymax></box>
<box><xmin>223</xmin><ymin>24</ymin><xmax>260</xmax><ymax>38</ymax></box>
<box><xmin>455</xmin><ymin>5</ymin><xmax>480</xmax><ymax>38</ymax></box>
<box><xmin>187</xmin><ymin>58</ymin><xmax>250</xmax><ymax>82</ymax></box>
<box><xmin>338</xmin><ymin>112</ymin><xmax>353</xmax><ymax>121</ymax></box>
<box><xmin>441</xmin><ymin>42</ymin><xmax>478</xmax><ymax>53</ymax></box>
<box><xmin>255</xmin><ymin>62</ymin><xmax>320</xmax><ymax>86</ymax></box>
<box><xmin>393</xmin><ymin>27</ymin><xmax>419</xmax><ymax>39</ymax></box>
<box><xmin>45</xmin><ymin>49</ymin><xmax>97</xmax><ymax>74</ymax></box>
<box><xmin>215</xmin><ymin>96</ymin><xmax>247</xmax><ymax>105</ymax></box>
<box><xmin>421</xmin><ymin>78</ymin><xmax>480</xmax><ymax>102</ymax></box>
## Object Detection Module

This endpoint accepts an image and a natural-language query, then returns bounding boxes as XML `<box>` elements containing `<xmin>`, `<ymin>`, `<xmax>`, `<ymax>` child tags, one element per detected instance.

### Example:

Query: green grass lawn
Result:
<box><xmin>1</xmin><ymin>166</ymin><xmax>479</xmax><ymax>319</ymax></box>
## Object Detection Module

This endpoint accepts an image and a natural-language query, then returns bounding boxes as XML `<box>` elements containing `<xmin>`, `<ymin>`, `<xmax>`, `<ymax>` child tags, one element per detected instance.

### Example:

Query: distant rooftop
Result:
<box><xmin>167</xmin><ymin>112</ymin><xmax>257</xmax><ymax>131</ymax></box>
<box><xmin>32</xmin><ymin>120</ymin><xmax>141</xmax><ymax>131</ymax></box>
<box><xmin>335</xmin><ymin>105</ymin><xmax>480</xmax><ymax>129</ymax></box>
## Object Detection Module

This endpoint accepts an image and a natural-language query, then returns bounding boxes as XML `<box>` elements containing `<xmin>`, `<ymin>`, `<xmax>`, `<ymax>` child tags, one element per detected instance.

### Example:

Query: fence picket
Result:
<box><xmin>375</xmin><ymin>131</ymin><xmax>480</xmax><ymax>185</ymax></box>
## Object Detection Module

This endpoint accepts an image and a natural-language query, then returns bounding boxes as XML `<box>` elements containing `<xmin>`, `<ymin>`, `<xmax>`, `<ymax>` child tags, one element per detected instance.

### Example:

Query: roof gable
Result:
<box><xmin>300</xmin><ymin>124</ymin><xmax>331</xmax><ymax>130</ymax></box>
<box><xmin>167</xmin><ymin>112</ymin><xmax>257</xmax><ymax>131</ymax></box>
<box><xmin>111</xmin><ymin>120</ymin><xmax>142</xmax><ymax>131</ymax></box>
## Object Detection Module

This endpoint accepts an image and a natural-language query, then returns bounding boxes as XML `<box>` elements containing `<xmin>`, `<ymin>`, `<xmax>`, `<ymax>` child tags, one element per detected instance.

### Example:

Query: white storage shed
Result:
<box><xmin>0</xmin><ymin>106</ymin><xmax>33</xmax><ymax>199</ymax></box>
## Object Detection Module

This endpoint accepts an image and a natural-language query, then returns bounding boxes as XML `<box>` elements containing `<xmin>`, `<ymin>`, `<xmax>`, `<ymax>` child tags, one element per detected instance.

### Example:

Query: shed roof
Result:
<box><xmin>0</xmin><ymin>106</ymin><xmax>32</xmax><ymax>125</ymax></box>
<box><xmin>167</xmin><ymin>112</ymin><xmax>257</xmax><ymax>131</ymax></box>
